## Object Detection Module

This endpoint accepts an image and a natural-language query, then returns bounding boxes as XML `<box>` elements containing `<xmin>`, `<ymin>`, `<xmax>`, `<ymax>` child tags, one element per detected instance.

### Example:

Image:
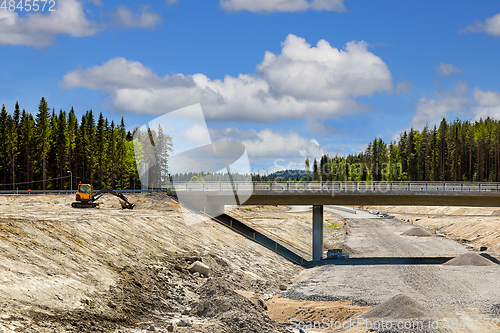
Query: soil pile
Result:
<box><xmin>444</xmin><ymin>252</ymin><xmax>494</xmax><ymax>266</ymax></box>
<box><xmin>402</xmin><ymin>227</ymin><xmax>432</xmax><ymax>237</ymax></box>
<box><xmin>191</xmin><ymin>277</ymin><xmax>281</xmax><ymax>333</ymax></box>
<box><xmin>362</xmin><ymin>294</ymin><xmax>428</xmax><ymax>320</ymax></box>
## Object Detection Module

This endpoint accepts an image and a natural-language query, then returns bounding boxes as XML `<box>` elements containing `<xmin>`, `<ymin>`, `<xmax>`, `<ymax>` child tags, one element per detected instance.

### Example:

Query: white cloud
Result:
<box><xmin>434</xmin><ymin>63</ymin><xmax>464</xmax><ymax>78</ymax></box>
<box><xmin>209</xmin><ymin>127</ymin><xmax>323</xmax><ymax>164</ymax></box>
<box><xmin>0</xmin><ymin>0</ymin><xmax>98</xmax><ymax>46</ymax></box>
<box><xmin>220</xmin><ymin>0</ymin><xmax>345</xmax><ymax>13</ymax></box>
<box><xmin>393</xmin><ymin>81</ymin><xmax>413</xmax><ymax>94</ymax></box>
<box><xmin>411</xmin><ymin>83</ymin><xmax>500</xmax><ymax>128</ymax></box>
<box><xmin>474</xmin><ymin>88</ymin><xmax>500</xmax><ymax>106</ymax></box>
<box><xmin>472</xmin><ymin>88</ymin><xmax>500</xmax><ymax>120</ymax></box>
<box><xmin>112</xmin><ymin>5</ymin><xmax>161</xmax><ymax>29</ymax></box>
<box><xmin>60</xmin><ymin>34</ymin><xmax>393</xmax><ymax>123</ymax></box>
<box><xmin>256</xmin><ymin>35</ymin><xmax>393</xmax><ymax>100</ymax></box>
<box><xmin>306</xmin><ymin>120</ymin><xmax>341</xmax><ymax>135</ymax></box>
<box><xmin>463</xmin><ymin>13</ymin><xmax>500</xmax><ymax>36</ymax></box>
<box><xmin>411</xmin><ymin>81</ymin><xmax>472</xmax><ymax>128</ymax></box>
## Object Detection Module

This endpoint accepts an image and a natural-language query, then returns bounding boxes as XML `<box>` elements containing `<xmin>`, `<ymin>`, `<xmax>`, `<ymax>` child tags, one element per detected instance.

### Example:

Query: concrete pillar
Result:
<box><xmin>206</xmin><ymin>204</ymin><xmax>225</xmax><ymax>217</ymax></box>
<box><xmin>312</xmin><ymin>205</ymin><xmax>324</xmax><ymax>261</ymax></box>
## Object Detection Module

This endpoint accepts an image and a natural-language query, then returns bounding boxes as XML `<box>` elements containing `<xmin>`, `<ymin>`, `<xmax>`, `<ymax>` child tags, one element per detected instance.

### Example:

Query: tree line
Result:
<box><xmin>307</xmin><ymin>118</ymin><xmax>500</xmax><ymax>182</ymax></box>
<box><xmin>0</xmin><ymin>97</ymin><xmax>139</xmax><ymax>191</ymax></box>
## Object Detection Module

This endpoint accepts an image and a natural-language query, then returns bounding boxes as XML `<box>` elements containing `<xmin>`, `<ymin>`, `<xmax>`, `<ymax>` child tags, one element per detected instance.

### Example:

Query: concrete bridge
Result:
<box><xmin>170</xmin><ymin>181</ymin><xmax>500</xmax><ymax>261</ymax></box>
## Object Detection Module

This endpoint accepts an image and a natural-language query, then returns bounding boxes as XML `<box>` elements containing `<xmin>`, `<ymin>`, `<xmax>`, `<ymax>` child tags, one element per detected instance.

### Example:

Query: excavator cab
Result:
<box><xmin>77</xmin><ymin>184</ymin><xmax>92</xmax><ymax>200</ymax></box>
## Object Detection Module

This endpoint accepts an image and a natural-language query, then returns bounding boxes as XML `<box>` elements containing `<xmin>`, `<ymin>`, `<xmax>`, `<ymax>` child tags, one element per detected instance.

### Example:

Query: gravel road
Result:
<box><xmin>284</xmin><ymin>208</ymin><xmax>500</xmax><ymax>332</ymax></box>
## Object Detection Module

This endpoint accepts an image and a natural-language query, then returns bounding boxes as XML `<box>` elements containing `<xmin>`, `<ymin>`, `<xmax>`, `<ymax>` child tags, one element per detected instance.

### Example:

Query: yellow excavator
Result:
<box><xmin>72</xmin><ymin>184</ymin><xmax>136</xmax><ymax>209</ymax></box>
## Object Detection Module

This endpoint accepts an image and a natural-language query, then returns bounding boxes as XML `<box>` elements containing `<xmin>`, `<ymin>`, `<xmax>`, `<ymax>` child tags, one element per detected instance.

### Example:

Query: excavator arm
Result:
<box><xmin>92</xmin><ymin>188</ymin><xmax>136</xmax><ymax>209</ymax></box>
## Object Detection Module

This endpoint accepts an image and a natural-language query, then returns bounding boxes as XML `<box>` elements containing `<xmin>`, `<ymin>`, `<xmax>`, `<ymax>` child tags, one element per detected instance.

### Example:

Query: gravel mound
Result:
<box><xmin>443</xmin><ymin>252</ymin><xmax>494</xmax><ymax>266</ymax></box>
<box><xmin>362</xmin><ymin>294</ymin><xmax>428</xmax><ymax>320</ymax></box>
<box><xmin>402</xmin><ymin>227</ymin><xmax>432</xmax><ymax>237</ymax></box>
<box><xmin>192</xmin><ymin>277</ymin><xmax>280</xmax><ymax>332</ymax></box>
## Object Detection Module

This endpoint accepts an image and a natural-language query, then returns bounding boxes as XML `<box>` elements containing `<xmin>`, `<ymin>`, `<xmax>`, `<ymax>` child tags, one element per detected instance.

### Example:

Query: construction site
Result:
<box><xmin>0</xmin><ymin>192</ymin><xmax>499</xmax><ymax>333</ymax></box>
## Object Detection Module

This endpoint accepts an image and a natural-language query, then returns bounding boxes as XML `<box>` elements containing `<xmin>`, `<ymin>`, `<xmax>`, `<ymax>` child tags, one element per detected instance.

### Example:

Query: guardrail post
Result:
<box><xmin>426</xmin><ymin>182</ymin><xmax>428</xmax><ymax>191</ymax></box>
<box><xmin>408</xmin><ymin>182</ymin><xmax>410</xmax><ymax>191</ymax></box>
<box><xmin>321</xmin><ymin>182</ymin><xmax>323</xmax><ymax>191</ymax></box>
<box><xmin>287</xmin><ymin>182</ymin><xmax>290</xmax><ymax>191</ymax></box>
<box><xmin>461</xmin><ymin>183</ymin><xmax>463</xmax><ymax>191</ymax></box>
<box><xmin>443</xmin><ymin>182</ymin><xmax>446</xmax><ymax>191</ymax></box>
<box><xmin>479</xmin><ymin>183</ymin><xmax>481</xmax><ymax>191</ymax></box>
<box><xmin>253</xmin><ymin>182</ymin><xmax>256</xmax><ymax>192</ymax></box>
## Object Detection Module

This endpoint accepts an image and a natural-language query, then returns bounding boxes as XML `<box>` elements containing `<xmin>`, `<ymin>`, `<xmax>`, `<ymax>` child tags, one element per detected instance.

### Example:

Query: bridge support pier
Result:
<box><xmin>206</xmin><ymin>204</ymin><xmax>225</xmax><ymax>217</ymax></box>
<box><xmin>312</xmin><ymin>205</ymin><xmax>324</xmax><ymax>261</ymax></box>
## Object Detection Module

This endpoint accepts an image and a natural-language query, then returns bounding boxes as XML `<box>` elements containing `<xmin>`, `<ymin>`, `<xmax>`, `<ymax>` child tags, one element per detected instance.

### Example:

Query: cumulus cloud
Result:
<box><xmin>220</xmin><ymin>0</ymin><xmax>345</xmax><ymax>13</ymax></box>
<box><xmin>472</xmin><ymin>88</ymin><xmax>500</xmax><ymax>120</ymax></box>
<box><xmin>0</xmin><ymin>0</ymin><xmax>98</xmax><ymax>46</ymax></box>
<box><xmin>0</xmin><ymin>0</ymin><xmax>162</xmax><ymax>46</ymax></box>
<box><xmin>434</xmin><ymin>63</ymin><xmax>464</xmax><ymax>78</ymax></box>
<box><xmin>463</xmin><ymin>13</ymin><xmax>500</xmax><ymax>36</ymax></box>
<box><xmin>411</xmin><ymin>83</ymin><xmax>500</xmax><ymax>128</ymax></box>
<box><xmin>256</xmin><ymin>36</ymin><xmax>392</xmax><ymax>100</ymax></box>
<box><xmin>411</xmin><ymin>81</ymin><xmax>472</xmax><ymax>128</ymax></box>
<box><xmin>209</xmin><ymin>127</ymin><xmax>323</xmax><ymax>164</ymax></box>
<box><xmin>112</xmin><ymin>5</ymin><xmax>161</xmax><ymax>29</ymax></box>
<box><xmin>60</xmin><ymin>34</ymin><xmax>393</xmax><ymax>122</ymax></box>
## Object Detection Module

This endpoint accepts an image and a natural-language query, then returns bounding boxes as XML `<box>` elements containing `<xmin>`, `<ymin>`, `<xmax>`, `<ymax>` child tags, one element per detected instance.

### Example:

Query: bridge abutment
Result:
<box><xmin>312</xmin><ymin>205</ymin><xmax>324</xmax><ymax>261</ymax></box>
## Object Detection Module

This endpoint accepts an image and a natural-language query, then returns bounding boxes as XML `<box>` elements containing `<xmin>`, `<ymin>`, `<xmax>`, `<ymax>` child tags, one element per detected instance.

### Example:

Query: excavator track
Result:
<box><xmin>71</xmin><ymin>202</ymin><xmax>99</xmax><ymax>208</ymax></box>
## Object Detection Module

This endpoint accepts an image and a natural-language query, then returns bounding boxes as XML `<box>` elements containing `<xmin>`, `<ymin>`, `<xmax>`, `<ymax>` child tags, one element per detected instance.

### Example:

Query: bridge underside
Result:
<box><xmin>175</xmin><ymin>190</ymin><xmax>500</xmax><ymax>262</ymax></box>
<box><xmin>176</xmin><ymin>191</ymin><xmax>500</xmax><ymax>207</ymax></box>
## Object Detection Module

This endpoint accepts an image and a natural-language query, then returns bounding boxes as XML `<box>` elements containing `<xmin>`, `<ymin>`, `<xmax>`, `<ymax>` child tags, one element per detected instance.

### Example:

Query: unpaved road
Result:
<box><xmin>284</xmin><ymin>208</ymin><xmax>500</xmax><ymax>332</ymax></box>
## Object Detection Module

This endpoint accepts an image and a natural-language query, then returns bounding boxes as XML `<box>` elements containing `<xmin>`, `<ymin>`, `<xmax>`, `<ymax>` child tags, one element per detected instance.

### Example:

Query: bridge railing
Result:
<box><xmin>170</xmin><ymin>181</ymin><xmax>500</xmax><ymax>193</ymax></box>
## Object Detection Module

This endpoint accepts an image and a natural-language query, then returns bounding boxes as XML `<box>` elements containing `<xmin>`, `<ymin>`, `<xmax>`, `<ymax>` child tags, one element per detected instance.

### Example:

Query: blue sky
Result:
<box><xmin>1</xmin><ymin>0</ymin><xmax>500</xmax><ymax>173</ymax></box>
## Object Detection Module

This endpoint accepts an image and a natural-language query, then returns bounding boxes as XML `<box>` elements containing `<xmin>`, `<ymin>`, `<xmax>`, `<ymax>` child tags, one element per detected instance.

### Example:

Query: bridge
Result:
<box><xmin>170</xmin><ymin>181</ymin><xmax>500</xmax><ymax>261</ymax></box>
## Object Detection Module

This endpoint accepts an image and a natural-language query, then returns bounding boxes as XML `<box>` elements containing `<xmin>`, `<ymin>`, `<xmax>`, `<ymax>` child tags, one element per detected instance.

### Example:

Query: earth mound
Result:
<box><xmin>362</xmin><ymin>294</ymin><xmax>428</xmax><ymax>320</ymax></box>
<box><xmin>402</xmin><ymin>227</ymin><xmax>432</xmax><ymax>237</ymax></box>
<box><xmin>192</xmin><ymin>277</ymin><xmax>278</xmax><ymax>332</ymax></box>
<box><xmin>443</xmin><ymin>252</ymin><xmax>494</xmax><ymax>266</ymax></box>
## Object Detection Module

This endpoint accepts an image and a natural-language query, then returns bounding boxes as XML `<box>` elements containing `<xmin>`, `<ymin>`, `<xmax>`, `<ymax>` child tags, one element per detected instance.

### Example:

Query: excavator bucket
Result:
<box><xmin>120</xmin><ymin>200</ymin><xmax>135</xmax><ymax>209</ymax></box>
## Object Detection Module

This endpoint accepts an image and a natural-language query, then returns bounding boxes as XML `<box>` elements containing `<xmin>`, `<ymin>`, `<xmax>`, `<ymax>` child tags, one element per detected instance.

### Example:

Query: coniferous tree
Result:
<box><xmin>35</xmin><ymin>97</ymin><xmax>51</xmax><ymax>190</ymax></box>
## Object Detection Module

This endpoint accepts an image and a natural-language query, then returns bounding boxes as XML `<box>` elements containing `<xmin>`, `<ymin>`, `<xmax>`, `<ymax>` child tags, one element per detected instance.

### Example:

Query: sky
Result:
<box><xmin>1</xmin><ymin>0</ymin><xmax>500</xmax><ymax>174</ymax></box>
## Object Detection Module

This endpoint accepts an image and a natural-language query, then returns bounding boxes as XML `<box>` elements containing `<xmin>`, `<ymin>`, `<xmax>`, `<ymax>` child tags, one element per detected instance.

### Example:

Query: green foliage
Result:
<box><xmin>0</xmin><ymin>99</ymin><xmax>144</xmax><ymax>190</ymax></box>
<box><xmin>308</xmin><ymin>117</ymin><xmax>500</xmax><ymax>182</ymax></box>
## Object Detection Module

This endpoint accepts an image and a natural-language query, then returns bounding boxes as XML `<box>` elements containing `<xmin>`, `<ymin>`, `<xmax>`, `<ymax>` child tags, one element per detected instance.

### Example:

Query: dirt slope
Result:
<box><xmin>0</xmin><ymin>194</ymin><xmax>302</xmax><ymax>332</ymax></box>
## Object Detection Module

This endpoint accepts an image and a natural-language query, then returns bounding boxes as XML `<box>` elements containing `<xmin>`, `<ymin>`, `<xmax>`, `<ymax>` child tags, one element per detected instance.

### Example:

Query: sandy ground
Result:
<box><xmin>365</xmin><ymin>205</ymin><xmax>500</xmax><ymax>256</ymax></box>
<box><xmin>231</xmin><ymin>205</ymin><xmax>347</xmax><ymax>258</ymax></box>
<box><xmin>0</xmin><ymin>195</ymin><xmax>307</xmax><ymax>332</ymax></box>
<box><xmin>3</xmin><ymin>195</ymin><xmax>498</xmax><ymax>332</ymax></box>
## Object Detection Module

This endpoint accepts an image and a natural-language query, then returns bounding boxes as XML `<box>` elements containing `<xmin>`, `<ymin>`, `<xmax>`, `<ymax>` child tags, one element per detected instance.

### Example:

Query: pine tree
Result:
<box><xmin>35</xmin><ymin>98</ymin><xmax>51</xmax><ymax>190</ymax></box>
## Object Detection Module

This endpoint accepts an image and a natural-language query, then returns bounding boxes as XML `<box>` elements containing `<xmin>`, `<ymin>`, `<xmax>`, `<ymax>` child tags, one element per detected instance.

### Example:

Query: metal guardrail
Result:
<box><xmin>171</xmin><ymin>181</ymin><xmax>500</xmax><ymax>193</ymax></box>
<box><xmin>0</xmin><ymin>189</ymin><xmax>151</xmax><ymax>195</ymax></box>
